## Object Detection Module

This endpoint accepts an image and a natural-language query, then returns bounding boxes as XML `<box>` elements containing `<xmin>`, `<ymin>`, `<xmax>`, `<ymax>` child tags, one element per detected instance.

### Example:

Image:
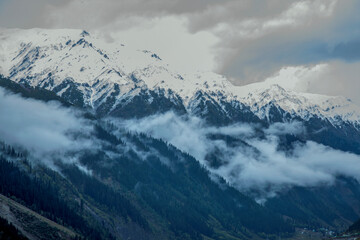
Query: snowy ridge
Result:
<box><xmin>1</xmin><ymin>28</ymin><xmax>360</xmax><ymax>125</ymax></box>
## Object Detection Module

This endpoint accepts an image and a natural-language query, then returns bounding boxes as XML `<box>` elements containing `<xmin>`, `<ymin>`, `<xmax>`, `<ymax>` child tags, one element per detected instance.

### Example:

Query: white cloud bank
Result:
<box><xmin>116</xmin><ymin>112</ymin><xmax>360</xmax><ymax>202</ymax></box>
<box><xmin>1</xmin><ymin>86</ymin><xmax>360</xmax><ymax>202</ymax></box>
<box><xmin>0</xmin><ymin>87</ymin><xmax>94</xmax><ymax>168</ymax></box>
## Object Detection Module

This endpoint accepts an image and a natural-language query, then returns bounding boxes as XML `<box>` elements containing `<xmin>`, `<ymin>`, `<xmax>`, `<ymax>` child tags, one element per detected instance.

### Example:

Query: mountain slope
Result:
<box><xmin>1</xmin><ymin>79</ymin><xmax>360</xmax><ymax>238</ymax></box>
<box><xmin>2</xmin><ymin>28</ymin><xmax>360</xmax><ymax>240</ymax></box>
<box><xmin>0</xmin><ymin>81</ymin><xmax>296</xmax><ymax>240</ymax></box>
<box><xmin>0</xmin><ymin>194</ymin><xmax>77</xmax><ymax>240</ymax></box>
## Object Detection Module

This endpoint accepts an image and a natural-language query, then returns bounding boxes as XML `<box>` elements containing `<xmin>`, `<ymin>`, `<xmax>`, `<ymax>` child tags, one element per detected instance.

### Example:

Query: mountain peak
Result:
<box><xmin>80</xmin><ymin>30</ymin><xmax>90</xmax><ymax>37</ymax></box>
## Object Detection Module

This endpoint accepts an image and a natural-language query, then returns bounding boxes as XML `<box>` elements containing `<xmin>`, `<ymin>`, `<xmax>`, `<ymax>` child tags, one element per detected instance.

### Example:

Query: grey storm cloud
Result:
<box><xmin>1</xmin><ymin>1</ymin><xmax>359</xmax><ymax>68</ymax></box>
<box><xmin>207</xmin><ymin>0</ymin><xmax>360</xmax><ymax>83</ymax></box>
<box><xmin>304</xmin><ymin>61</ymin><xmax>360</xmax><ymax>105</ymax></box>
<box><xmin>0</xmin><ymin>0</ymin><xmax>318</xmax><ymax>32</ymax></box>
<box><xmin>0</xmin><ymin>0</ymin><xmax>228</xmax><ymax>29</ymax></box>
<box><xmin>0</xmin><ymin>0</ymin><xmax>71</xmax><ymax>28</ymax></box>
<box><xmin>115</xmin><ymin>112</ymin><xmax>360</xmax><ymax>203</ymax></box>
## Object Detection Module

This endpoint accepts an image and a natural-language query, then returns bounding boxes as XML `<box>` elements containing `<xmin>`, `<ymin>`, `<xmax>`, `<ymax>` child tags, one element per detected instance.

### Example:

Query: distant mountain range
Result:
<box><xmin>1</xmin><ymin>28</ymin><xmax>360</xmax><ymax>240</ymax></box>
<box><xmin>1</xmin><ymin>28</ymin><xmax>359</xmax><ymax>124</ymax></box>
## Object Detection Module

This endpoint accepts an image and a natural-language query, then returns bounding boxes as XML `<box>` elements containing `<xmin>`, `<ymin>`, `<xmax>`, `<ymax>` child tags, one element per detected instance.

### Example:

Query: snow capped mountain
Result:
<box><xmin>0</xmin><ymin>28</ymin><xmax>360</xmax><ymax>126</ymax></box>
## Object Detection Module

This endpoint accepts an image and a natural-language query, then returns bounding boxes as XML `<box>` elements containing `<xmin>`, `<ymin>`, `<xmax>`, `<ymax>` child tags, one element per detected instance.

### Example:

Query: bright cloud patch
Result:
<box><xmin>115</xmin><ymin>111</ymin><xmax>360</xmax><ymax>202</ymax></box>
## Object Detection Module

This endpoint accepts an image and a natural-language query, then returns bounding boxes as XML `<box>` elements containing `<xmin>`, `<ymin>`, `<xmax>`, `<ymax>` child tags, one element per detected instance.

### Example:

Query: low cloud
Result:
<box><xmin>2</xmin><ymin>87</ymin><xmax>359</xmax><ymax>201</ymax></box>
<box><xmin>115</xmin><ymin>111</ymin><xmax>360</xmax><ymax>202</ymax></box>
<box><xmin>0</xmin><ymin>87</ymin><xmax>94</xmax><ymax>168</ymax></box>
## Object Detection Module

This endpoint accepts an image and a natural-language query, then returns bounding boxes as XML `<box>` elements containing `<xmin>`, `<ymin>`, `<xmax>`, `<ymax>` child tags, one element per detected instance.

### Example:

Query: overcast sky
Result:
<box><xmin>0</xmin><ymin>0</ymin><xmax>360</xmax><ymax>102</ymax></box>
